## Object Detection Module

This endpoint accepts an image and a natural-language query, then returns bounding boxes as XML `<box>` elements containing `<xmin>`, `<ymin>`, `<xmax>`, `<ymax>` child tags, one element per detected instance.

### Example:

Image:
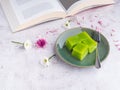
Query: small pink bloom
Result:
<box><xmin>35</xmin><ymin>39</ymin><xmax>47</xmax><ymax>48</ymax></box>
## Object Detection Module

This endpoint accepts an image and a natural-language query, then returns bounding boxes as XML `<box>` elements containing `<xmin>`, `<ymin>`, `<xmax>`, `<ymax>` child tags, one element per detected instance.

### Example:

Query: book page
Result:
<box><xmin>66</xmin><ymin>0</ymin><xmax>115</xmax><ymax>16</ymax></box>
<box><xmin>9</xmin><ymin>0</ymin><xmax>65</xmax><ymax>24</ymax></box>
<box><xmin>59</xmin><ymin>0</ymin><xmax>79</xmax><ymax>10</ymax></box>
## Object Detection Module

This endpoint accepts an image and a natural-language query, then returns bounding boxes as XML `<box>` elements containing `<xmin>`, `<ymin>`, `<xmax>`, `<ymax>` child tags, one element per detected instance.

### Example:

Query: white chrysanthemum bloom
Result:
<box><xmin>41</xmin><ymin>57</ymin><xmax>50</xmax><ymax>67</ymax></box>
<box><xmin>63</xmin><ymin>20</ymin><xmax>71</xmax><ymax>29</ymax></box>
<box><xmin>24</xmin><ymin>40</ymin><xmax>32</xmax><ymax>50</ymax></box>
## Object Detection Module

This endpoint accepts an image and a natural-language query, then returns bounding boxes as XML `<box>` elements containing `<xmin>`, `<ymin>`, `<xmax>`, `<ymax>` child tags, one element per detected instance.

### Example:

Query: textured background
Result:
<box><xmin>0</xmin><ymin>0</ymin><xmax>120</xmax><ymax>90</ymax></box>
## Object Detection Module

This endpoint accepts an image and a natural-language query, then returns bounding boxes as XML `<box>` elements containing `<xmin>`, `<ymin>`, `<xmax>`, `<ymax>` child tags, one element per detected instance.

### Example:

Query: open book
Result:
<box><xmin>0</xmin><ymin>0</ymin><xmax>115</xmax><ymax>32</ymax></box>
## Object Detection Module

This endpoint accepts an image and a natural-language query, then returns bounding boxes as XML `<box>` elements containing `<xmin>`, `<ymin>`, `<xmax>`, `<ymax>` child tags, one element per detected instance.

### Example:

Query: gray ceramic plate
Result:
<box><xmin>55</xmin><ymin>27</ymin><xmax>110</xmax><ymax>67</ymax></box>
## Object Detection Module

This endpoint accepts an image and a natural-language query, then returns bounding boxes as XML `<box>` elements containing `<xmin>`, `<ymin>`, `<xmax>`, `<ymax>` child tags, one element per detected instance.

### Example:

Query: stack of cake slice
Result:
<box><xmin>65</xmin><ymin>31</ymin><xmax>97</xmax><ymax>61</ymax></box>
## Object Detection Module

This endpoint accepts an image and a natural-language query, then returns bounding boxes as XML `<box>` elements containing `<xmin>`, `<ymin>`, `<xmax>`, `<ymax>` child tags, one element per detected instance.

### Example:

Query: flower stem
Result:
<box><xmin>11</xmin><ymin>41</ymin><xmax>24</xmax><ymax>45</ymax></box>
<box><xmin>48</xmin><ymin>54</ymin><xmax>56</xmax><ymax>60</ymax></box>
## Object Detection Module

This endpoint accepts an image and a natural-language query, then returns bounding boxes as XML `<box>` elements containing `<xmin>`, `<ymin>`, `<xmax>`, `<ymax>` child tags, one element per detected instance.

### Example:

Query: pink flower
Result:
<box><xmin>35</xmin><ymin>38</ymin><xmax>47</xmax><ymax>48</ymax></box>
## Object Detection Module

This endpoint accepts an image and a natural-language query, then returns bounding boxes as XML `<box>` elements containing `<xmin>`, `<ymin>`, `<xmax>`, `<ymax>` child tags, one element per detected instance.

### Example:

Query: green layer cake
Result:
<box><xmin>65</xmin><ymin>31</ymin><xmax>97</xmax><ymax>61</ymax></box>
<box><xmin>72</xmin><ymin>43</ymin><xmax>88</xmax><ymax>60</ymax></box>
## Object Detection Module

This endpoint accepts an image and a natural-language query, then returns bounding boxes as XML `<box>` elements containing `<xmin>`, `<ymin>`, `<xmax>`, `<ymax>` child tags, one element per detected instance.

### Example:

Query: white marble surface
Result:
<box><xmin>0</xmin><ymin>1</ymin><xmax>120</xmax><ymax>90</ymax></box>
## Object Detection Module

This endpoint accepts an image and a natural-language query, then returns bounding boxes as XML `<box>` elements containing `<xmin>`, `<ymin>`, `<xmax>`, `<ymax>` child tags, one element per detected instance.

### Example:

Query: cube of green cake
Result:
<box><xmin>82</xmin><ymin>38</ymin><xmax>97</xmax><ymax>53</ymax></box>
<box><xmin>72</xmin><ymin>43</ymin><xmax>88</xmax><ymax>60</ymax></box>
<box><xmin>65</xmin><ymin>35</ymin><xmax>81</xmax><ymax>51</ymax></box>
<box><xmin>65</xmin><ymin>31</ymin><xmax>89</xmax><ymax>51</ymax></box>
<box><xmin>78</xmin><ymin>31</ymin><xmax>91</xmax><ymax>40</ymax></box>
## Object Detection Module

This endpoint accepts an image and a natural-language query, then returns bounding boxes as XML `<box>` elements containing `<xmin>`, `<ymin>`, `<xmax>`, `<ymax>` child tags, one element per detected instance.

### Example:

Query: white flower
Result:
<box><xmin>40</xmin><ymin>54</ymin><xmax>55</xmax><ymax>67</ymax></box>
<box><xmin>41</xmin><ymin>57</ymin><xmax>50</xmax><ymax>67</ymax></box>
<box><xmin>11</xmin><ymin>40</ymin><xmax>32</xmax><ymax>50</ymax></box>
<box><xmin>24</xmin><ymin>40</ymin><xmax>32</xmax><ymax>50</ymax></box>
<box><xmin>63</xmin><ymin>20</ymin><xmax>71</xmax><ymax>29</ymax></box>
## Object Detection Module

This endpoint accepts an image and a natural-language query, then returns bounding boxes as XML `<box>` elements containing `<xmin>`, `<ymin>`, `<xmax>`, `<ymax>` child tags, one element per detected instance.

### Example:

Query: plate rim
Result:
<box><xmin>55</xmin><ymin>27</ymin><xmax>110</xmax><ymax>68</ymax></box>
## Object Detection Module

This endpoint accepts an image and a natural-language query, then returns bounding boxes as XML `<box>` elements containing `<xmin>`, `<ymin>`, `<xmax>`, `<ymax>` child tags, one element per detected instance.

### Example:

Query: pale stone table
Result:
<box><xmin>0</xmin><ymin>1</ymin><xmax>120</xmax><ymax>90</ymax></box>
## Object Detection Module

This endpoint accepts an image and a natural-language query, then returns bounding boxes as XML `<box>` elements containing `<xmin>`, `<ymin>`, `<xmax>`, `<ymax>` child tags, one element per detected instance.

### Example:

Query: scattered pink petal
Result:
<box><xmin>110</xmin><ymin>33</ymin><xmax>115</xmax><ymax>37</ymax></box>
<box><xmin>46</xmin><ymin>32</ymin><xmax>49</xmax><ymax>35</ymax></box>
<box><xmin>110</xmin><ymin>33</ymin><xmax>113</xmax><ymax>36</ymax></box>
<box><xmin>35</xmin><ymin>39</ymin><xmax>47</xmax><ymax>48</ymax></box>
<box><xmin>90</xmin><ymin>20</ymin><xmax>93</xmax><ymax>22</ymax></box>
<box><xmin>115</xmin><ymin>44</ymin><xmax>120</xmax><ymax>47</ymax></box>
<box><xmin>79</xmin><ymin>25</ymin><xmax>82</xmax><ymax>28</ymax></box>
<box><xmin>95</xmin><ymin>16</ymin><xmax>98</xmax><ymax>18</ymax></box>
<box><xmin>75</xmin><ymin>17</ymin><xmax>80</xmax><ymax>25</ymax></box>
<box><xmin>91</xmin><ymin>25</ymin><xmax>94</xmax><ymax>28</ymax></box>
<box><xmin>49</xmin><ymin>30</ymin><xmax>58</xmax><ymax>33</ymax></box>
<box><xmin>112</xmin><ymin>29</ymin><xmax>116</xmax><ymax>32</ymax></box>
<box><xmin>98</xmin><ymin>20</ymin><xmax>102</xmax><ymax>26</ymax></box>
<box><xmin>95</xmin><ymin>26</ymin><xmax>102</xmax><ymax>32</ymax></box>
<box><xmin>77</xmin><ymin>22</ymin><xmax>80</xmax><ymax>25</ymax></box>
<box><xmin>96</xmin><ymin>26</ymin><xmax>98</xmax><ymax>30</ymax></box>
<box><xmin>118</xmin><ymin>48</ymin><xmax>120</xmax><ymax>51</ymax></box>
<box><xmin>69</xmin><ymin>16</ymin><xmax>76</xmax><ymax>22</ymax></box>
<box><xmin>113</xmin><ymin>40</ymin><xmax>119</xmax><ymax>42</ymax></box>
<box><xmin>46</xmin><ymin>29</ymin><xmax>58</xmax><ymax>35</ymax></box>
<box><xmin>110</xmin><ymin>18</ymin><xmax>116</xmax><ymax>22</ymax></box>
<box><xmin>82</xmin><ymin>17</ymin><xmax>84</xmax><ymax>20</ymax></box>
<box><xmin>95</xmin><ymin>26</ymin><xmax>99</xmax><ymax>31</ymax></box>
